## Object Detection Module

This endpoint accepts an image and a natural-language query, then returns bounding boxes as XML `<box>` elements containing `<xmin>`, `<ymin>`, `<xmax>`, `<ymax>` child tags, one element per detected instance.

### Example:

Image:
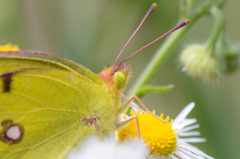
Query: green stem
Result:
<box><xmin>127</xmin><ymin>1</ymin><xmax>213</xmax><ymax>97</ymax></box>
<box><xmin>205</xmin><ymin>6</ymin><xmax>223</xmax><ymax>55</ymax></box>
<box><xmin>180</xmin><ymin>0</ymin><xmax>193</xmax><ymax>19</ymax></box>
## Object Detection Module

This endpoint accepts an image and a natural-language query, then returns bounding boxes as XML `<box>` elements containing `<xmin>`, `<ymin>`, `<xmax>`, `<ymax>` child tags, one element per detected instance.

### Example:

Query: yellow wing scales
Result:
<box><xmin>0</xmin><ymin>51</ymin><xmax>107</xmax><ymax>90</ymax></box>
<box><xmin>0</xmin><ymin>51</ymin><xmax>116</xmax><ymax>159</ymax></box>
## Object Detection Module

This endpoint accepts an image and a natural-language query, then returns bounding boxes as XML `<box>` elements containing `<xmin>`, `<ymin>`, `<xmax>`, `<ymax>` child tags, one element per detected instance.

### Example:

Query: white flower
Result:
<box><xmin>67</xmin><ymin>136</ymin><xmax>149</xmax><ymax>159</ymax></box>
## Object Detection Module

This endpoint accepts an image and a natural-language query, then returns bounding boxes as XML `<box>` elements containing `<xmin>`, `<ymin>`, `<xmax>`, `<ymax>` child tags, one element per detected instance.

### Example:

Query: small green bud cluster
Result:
<box><xmin>180</xmin><ymin>6</ymin><xmax>239</xmax><ymax>81</ymax></box>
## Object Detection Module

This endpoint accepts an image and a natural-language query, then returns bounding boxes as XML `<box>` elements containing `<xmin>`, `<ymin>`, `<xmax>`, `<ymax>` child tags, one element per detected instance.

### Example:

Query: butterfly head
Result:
<box><xmin>98</xmin><ymin>64</ymin><xmax>130</xmax><ymax>91</ymax></box>
<box><xmin>98</xmin><ymin>3</ymin><xmax>190</xmax><ymax>92</ymax></box>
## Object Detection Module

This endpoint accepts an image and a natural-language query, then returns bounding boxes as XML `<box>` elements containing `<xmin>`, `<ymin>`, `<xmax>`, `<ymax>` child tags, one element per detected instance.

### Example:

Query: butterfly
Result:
<box><xmin>0</xmin><ymin>3</ymin><xmax>189</xmax><ymax>159</ymax></box>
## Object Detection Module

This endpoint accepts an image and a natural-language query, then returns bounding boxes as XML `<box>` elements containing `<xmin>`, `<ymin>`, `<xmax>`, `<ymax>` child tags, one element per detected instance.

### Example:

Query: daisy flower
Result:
<box><xmin>118</xmin><ymin>102</ymin><xmax>213</xmax><ymax>159</ymax></box>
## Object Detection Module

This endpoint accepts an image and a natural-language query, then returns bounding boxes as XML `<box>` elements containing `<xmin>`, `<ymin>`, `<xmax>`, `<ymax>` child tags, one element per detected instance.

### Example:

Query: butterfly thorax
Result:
<box><xmin>98</xmin><ymin>64</ymin><xmax>130</xmax><ymax>121</ymax></box>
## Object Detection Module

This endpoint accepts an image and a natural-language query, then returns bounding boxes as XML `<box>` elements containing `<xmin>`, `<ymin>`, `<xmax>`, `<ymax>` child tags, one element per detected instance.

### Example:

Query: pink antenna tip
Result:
<box><xmin>118</xmin><ymin>19</ymin><xmax>190</xmax><ymax>66</ymax></box>
<box><xmin>114</xmin><ymin>3</ymin><xmax>158</xmax><ymax>66</ymax></box>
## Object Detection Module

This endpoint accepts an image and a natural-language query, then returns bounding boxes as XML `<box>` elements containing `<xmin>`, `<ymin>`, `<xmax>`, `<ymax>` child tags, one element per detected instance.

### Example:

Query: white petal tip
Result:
<box><xmin>187</xmin><ymin>102</ymin><xmax>195</xmax><ymax>109</ymax></box>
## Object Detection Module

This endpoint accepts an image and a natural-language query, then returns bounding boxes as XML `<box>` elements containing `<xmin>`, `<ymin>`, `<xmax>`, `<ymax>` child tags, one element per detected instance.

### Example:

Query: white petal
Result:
<box><xmin>178</xmin><ymin>124</ymin><xmax>200</xmax><ymax>133</ymax></box>
<box><xmin>178</xmin><ymin>140</ymin><xmax>214</xmax><ymax>159</ymax></box>
<box><xmin>173</xmin><ymin>102</ymin><xmax>195</xmax><ymax>126</ymax></box>
<box><xmin>176</xmin><ymin>148</ymin><xmax>205</xmax><ymax>159</ymax></box>
<box><xmin>174</xmin><ymin>118</ymin><xmax>197</xmax><ymax>131</ymax></box>
<box><xmin>178</xmin><ymin>131</ymin><xmax>201</xmax><ymax>137</ymax></box>
<box><xmin>182</xmin><ymin>138</ymin><xmax>206</xmax><ymax>143</ymax></box>
<box><xmin>174</xmin><ymin>150</ymin><xmax>194</xmax><ymax>159</ymax></box>
<box><xmin>167</xmin><ymin>155</ymin><xmax>178</xmax><ymax>159</ymax></box>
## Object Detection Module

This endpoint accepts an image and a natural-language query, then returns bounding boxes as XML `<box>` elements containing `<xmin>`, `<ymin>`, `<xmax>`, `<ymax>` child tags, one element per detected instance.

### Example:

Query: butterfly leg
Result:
<box><xmin>116</xmin><ymin>94</ymin><xmax>146</xmax><ymax>141</ymax></box>
<box><xmin>120</xmin><ymin>93</ymin><xmax>167</xmax><ymax>123</ymax></box>
<box><xmin>117</xmin><ymin>93</ymin><xmax>166</xmax><ymax>134</ymax></box>
<box><xmin>118</xmin><ymin>94</ymin><xmax>155</xmax><ymax>159</ymax></box>
<box><xmin>116</xmin><ymin>115</ymin><xmax>140</xmax><ymax>140</ymax></box>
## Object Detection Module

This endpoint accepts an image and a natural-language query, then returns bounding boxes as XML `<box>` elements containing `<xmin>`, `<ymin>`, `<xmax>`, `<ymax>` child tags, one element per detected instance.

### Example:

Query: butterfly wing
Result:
<box><xmin>0</xmin><ymin>51</ymin><xmax>116</xmax><ymax>159</ymax></box>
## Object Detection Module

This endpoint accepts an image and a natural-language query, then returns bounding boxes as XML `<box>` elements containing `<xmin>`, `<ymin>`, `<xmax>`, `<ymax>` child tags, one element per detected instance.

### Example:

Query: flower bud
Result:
<box><xmin>220</xmin><ymin>45</ymin><xmax>239</xmax><ymax>73</ymax></box>
<box><xmin>217</xmin><ymin>31</ymin><xmax>239</xmax><ymax>73</ymax></box>
<box><xmin>180</xmin><ymin>44</ymin><xmax>224</xmax><ymax>80</ymax></box>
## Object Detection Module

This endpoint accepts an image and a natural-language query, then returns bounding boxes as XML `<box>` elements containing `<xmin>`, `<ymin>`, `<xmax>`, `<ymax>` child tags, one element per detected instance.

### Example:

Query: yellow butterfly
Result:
<box><xmin>0</xmin><ymin>4</ymin><xmax>189</xmax><ymax>159</ymax></box>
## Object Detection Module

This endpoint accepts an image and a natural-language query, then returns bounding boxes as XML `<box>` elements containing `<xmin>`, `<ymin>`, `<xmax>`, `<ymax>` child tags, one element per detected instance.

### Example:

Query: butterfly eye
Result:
<box><xmin>114</xmin><ymin>71</ymin><xmax>126</xmax><ymax>90</ymax></box>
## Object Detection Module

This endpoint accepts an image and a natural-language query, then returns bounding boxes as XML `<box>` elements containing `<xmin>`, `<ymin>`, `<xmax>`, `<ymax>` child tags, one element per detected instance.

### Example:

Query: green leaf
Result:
<box><xmin>136</xmin><ymin>84</ymin><xmax>174</xmax><ymax>97</ymax></box>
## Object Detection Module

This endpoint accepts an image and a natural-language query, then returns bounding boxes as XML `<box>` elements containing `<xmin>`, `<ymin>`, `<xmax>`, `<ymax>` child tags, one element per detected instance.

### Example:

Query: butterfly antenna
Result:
<box><xmin>119</xmin><ymin>19</ymin><xmax>190</xmax><ymax>66</ymax></box>
<box><xmin>113</xmin><ymin>3</ymin><xmax>157</xmax><ymax>67</ymax></box>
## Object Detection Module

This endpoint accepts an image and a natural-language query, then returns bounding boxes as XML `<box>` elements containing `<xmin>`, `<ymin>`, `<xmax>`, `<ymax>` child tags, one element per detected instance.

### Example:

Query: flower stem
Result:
<box><xmin>205</xmin><ymin>6</ymin><xmax>223</xmax><ymax>56</ymax></box>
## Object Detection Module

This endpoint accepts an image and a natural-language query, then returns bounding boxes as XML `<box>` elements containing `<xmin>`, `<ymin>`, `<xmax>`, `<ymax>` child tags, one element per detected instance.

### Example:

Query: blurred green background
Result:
<box><xmin>0</xmin><ymin>0</ymin><xmax>239</xmax><ymax>158</ymax></box>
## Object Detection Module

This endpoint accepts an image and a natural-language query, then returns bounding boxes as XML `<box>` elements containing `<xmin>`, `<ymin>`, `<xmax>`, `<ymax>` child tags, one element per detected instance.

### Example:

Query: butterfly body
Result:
<box><xmin>0</xmin><ymin>51</ymin><xmax>129</xmax><ymax>158</ymax></box>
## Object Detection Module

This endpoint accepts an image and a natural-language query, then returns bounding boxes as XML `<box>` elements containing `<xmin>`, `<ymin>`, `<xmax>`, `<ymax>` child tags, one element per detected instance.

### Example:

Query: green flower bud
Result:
<box><xmin>217</xmin><ymin>31</ymin><xmax>239</xmax><ymax>73</ymax></box>
<box><xmin>220</xmin><ymin>45</ymin><xmax>239</xmax><ymax>73</ymax></box>
<box><xmin>180</xmin><ymin>44</ymin><xmax>224</xmax><ymax>80</ymax></box>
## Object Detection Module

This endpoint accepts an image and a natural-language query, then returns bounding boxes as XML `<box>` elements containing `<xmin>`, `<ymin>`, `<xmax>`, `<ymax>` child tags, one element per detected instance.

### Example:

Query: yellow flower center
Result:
<box><xmin>0</xmin><ymin>43</ymin><xmax>19</xmax><ymax>51</ymax></box>
<box><xmin>118</xmin><ymin>110</ymin><xmax>177</xmax><ymax>156</ymax></box>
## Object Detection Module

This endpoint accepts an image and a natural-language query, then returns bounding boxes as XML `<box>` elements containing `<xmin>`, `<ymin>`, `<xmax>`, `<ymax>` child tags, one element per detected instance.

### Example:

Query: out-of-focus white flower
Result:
<box><xmin>67</xmin><ymin>136</ymin><xmax>149</xmax><ymax>159</ymax></box>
